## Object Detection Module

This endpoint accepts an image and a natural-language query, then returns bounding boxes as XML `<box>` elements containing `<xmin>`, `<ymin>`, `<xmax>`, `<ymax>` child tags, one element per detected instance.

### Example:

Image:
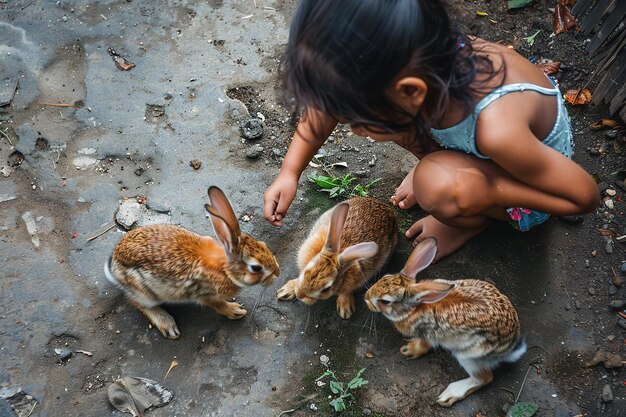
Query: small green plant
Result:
<box><xmin>308</xmin><ymin>172</ymin><xmax>381</xmax><ymax>198</ymax></box>
<box><xmin>316</xmin><ymin>367</ymin><xmax>369</xmax><ymax>412</ymax></box>
<box><xmin>523</xmin><ymin>30</ymin><xmax>541</xmax><ymax>46</ymax></box>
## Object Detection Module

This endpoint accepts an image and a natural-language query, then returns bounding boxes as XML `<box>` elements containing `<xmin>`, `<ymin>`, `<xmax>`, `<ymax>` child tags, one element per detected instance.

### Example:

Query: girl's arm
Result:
<box><xmin>264</xmin><ymin>109</ymin><xmax>337</xmax><ymax>226</ymax></box>
<box><xmin>475</xmin><ymin>110</ymin><xmax>600</xmax><ymax>215</ymax></box>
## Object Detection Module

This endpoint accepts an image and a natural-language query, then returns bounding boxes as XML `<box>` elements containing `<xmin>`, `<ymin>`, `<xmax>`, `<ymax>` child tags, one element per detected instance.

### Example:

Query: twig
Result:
<box><xmin>36</xmin><ymin>102</ymin><xmax>77</xmax><ymax>107</ymax></box>
<box><xmin>618</xmin><ymin>311</ymin><xmax>626</xmax><ymax>320</ymax></box>
<box><xmin>277</xmin><ymin>409</ymin><xmax>295</xmax><ymax>417</ymax></box>
<box><xmin>0</xmin><ymin>128</ymin><xmax>13</xmax><ymax>146</ymax></box>
<box><xmin>616</xmin><ymin>234</ymin><xmax>626</xmax><ymax>242</ymax></box>
<box><xmin>20</xmin><ymin>0</ymin><xmax>34</xmax><ymax>10</ymax></box>
<box><xmin>515</xmin><ymin>365</ymin><xmax>535</xmax><ymax>403</ymax></box>
<box><xmin>87</xmin><ymin>224</ymin><xmax>116</xmax><ymax>242</ymax></box>
<box><xmin>499</xmin><ymin>387</ymin><xmax>516</xmax><ymax>402</ymax></box>
<box><xmin>21</xmin><ymin>401</ymin><xmax>37</xmax><ymax>417</ymax></box>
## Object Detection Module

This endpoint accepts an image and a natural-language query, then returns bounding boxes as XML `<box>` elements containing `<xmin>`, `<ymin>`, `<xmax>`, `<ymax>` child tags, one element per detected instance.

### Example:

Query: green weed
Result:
<box><xmin>316</xmin><ymin>367</ymin><xmax>369</xmax><ymax>412</ymax></box>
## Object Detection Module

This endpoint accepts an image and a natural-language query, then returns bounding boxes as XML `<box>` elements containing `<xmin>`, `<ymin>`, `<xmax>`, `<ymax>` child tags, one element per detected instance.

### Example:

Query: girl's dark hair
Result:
<box><xmin>283</xmin><ymin>0</ymin><xmax>503</xmax><ymax>147</ymax></box>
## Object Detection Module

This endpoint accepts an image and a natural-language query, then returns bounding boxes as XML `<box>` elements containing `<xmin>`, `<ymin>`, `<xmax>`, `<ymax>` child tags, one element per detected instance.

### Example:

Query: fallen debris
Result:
<box><xmin>115</xmin><ymin>198</ymin><xmax>171</xmax><ymax>230</ymax></box>
<box><xmin>564</xmin><ymin>89</ymin><xmax>592</xmax><ymax>106</ymax></box>
<box><xmin>554</xmin><ymin>0</ymin><xmax>578</xmax><ymax>35</ymax></box>
<box><xmin>584</xmin><ymin>350</ymin><xmax>623</xmax><ymax>369</ymax></box>
<box><xmin>108</xmin><ymin>48</ymin><xmax>136</xmax><ymax>71</ymax></box>
<box><xmin>241</xmin><ymin>118</ymin><xmax>264</xmax><ymax>140</ymax></box>
<box><xmin>0</xmin><ymin>79</ymin><xmax>18</xmax><ymax>107</ymax></box>
<box><xmin>163</xmin><ymin>359</ymin><xmax>178</xmax><ymax>380</ymax></box>
<box><xmin>107</xmin><ymin>377</ymin><xmax>173</xmax><ymax>417</ymax></box>
<box><xmin>189</xmin><ymin>159</ymin><xmax>202</xmax><ymax>170</ymax></box>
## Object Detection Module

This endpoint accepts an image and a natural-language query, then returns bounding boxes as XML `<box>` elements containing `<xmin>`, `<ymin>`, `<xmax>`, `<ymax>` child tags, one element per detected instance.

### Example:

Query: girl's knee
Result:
<box><xmin>413</xmin><ymin>154</ymin><xmax>458</xmax><ymax>215</ymax></box>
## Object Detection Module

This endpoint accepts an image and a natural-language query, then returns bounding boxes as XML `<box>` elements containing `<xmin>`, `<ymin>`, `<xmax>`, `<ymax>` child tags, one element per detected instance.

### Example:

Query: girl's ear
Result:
<box><xmin>400</xmin><ymin>237</ymin><xmax>437</xmax><ymax>278</ymax></box>
<box><xmin>392</xmin><ymin>77</ymin><xmax>428</xmax><ymax>113</ymax></box>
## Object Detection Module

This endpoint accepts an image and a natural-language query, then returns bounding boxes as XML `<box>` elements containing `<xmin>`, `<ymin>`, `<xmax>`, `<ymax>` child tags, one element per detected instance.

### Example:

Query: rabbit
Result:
<box><xmin>277</xmin><ymin>197</ymin><xmax>397</xmax><ymax>319</ymax></box>
<box><xmin>104</xmin><ymin>186</ymin><xmax>280</xmax><ymax>339</ymax></box>
<box><xmin>365</xmin><ymin>237</ymin><xmax>526</xmax><ymax>407</ymax></box>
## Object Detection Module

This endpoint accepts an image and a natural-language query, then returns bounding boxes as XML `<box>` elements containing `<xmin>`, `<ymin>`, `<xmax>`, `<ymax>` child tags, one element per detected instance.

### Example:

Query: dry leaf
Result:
<box><xmin>591</xmin><ymin>119</ymin><xmax>621</xmax><ymax>130</ymax></box>
<box><xmin>535</xmin><ymin>60</ymin><xmax>561</xmax><ymax>76</ymax></box>
<box><xmin>164</xmin><ymin>359</ymin><xmax>178</xmax><ymax>380</ymax></box>
<box><xmin>584</xmin><ymin>350</ymin><xmax>623</xmax><ymax>369</ymax></box>
<box><xmin>108</xmin><ymin>48</ymin><xmax>136</xmax><ymax>71</ymax></box>
<box><xmin>554</xmin><ymin>0</ymin><xmax>578</xmax><ymax>35</ymax></box>
<box><xmin>564</xmin><ymin>89</ymin><xmax>592</xmax><ymax>106</ymax></box>
<box><xmin>108</xmin><ymin>377</ymin><xmax>173</xmax><ymax>417</ymax></box>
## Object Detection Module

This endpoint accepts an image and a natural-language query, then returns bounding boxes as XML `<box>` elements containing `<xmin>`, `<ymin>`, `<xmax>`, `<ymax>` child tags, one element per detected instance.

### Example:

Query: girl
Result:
<box><xmin>263</xmin><ymin>0</ymin><xmax>599</xmax><ymax>262</ymax></box>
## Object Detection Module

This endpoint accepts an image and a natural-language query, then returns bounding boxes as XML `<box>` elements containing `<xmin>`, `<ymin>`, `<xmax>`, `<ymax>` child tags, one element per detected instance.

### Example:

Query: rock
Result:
<box><xmin>604</xmin><ymin>199</ymin><xmax>614</xmax><ymax>210</ymax></box>
<box><xmin>607</xmin><ymin>335</ymin><xmax>615</xmax><ymax>342</ymax></box>
<box><xmin>564</xmin><ymin>302</ymin><xmax>571</xmax><ymax>310</ymax></box>
<box><xmin>115</xmin><ymin>198</ymin><xmax>171</xmax><ymax>230</ymax></box>
<box><xmin>618</xmin><ymin>318</ymin><xmax>626</xmax><ymax>330</ymax></box>
<box><xmin>354</xmin><ymin>170</ymin><xmax>371</xmax><ymax>178</ymax></box>
<box><xmin>601</xmin><ymin>384</ymin><xmax>613</xmax><ymax>403</ymax></box>
<box><xmin>588</xmin><ymin>287</ymin><xmax>596</xmax><ymax>296</ymax></box>
<box><xmin>245</xmin><ymin>144</ymin><xmax>264</xmax><ymax>159</ymax></box>
<box><xmin>145</xmin><ymin>104</ymin><xmax>166</xmax><ymax>123</ymax></box>
<box><xmin>54</xmin><ymin>347</ymin><xmax>72</xmax><ymax>361</ymax></box>
<box><xmin>368</xmin><ymin>155</ymin><xmax>377</xmax><ymax>167</ymax></box>
<box><xmin>605</xmin><ymin>130</ymin><xmax>618</xmax><ymax>139</ymax></box>
<box><xmin>241</xmin><ymin>118</ymin><xmax>263</xmax><ymax>140</ymax></box>
<box><xmin>362</xmin><ymin>408</ymin><xmax>372</xmax><ymax>415</ymax></box>
<box><xmin>605</xmin><ymin>188</ymin><xmax>616</xmax><ymax>196</ymax></box>
<box><xmin>609</xmin><ymin>285</ymin><xmax>618</xmax><ymax>295</ymax></box>
<box><xmin>621</xmin><ymin>262</ymin><xmax>626</xmax><ymax>273</ymax></box>
<box><xmin>272</xmin><ymin>148</ymin><xmax>283</xmax><ymax>158</ymax></box>
<box><xmin>605</xmin><ymin>239</ymin><xmax>613</xmax><ymax>254</ymax></box>
<box><xmin>189</xmin><ymin>159</ymin><xmax>202</xmax><ymax>170</ymax></box>
<box><xmin>7</xmin><ymin>151</ymin><xmax>24</xmax><ymax>167</ymax></box>
<box><xmin>585</xmin><ymin>259</ymin><xmax>590</xmax><ymax>268</ymax></box>
<box><xmin>35</xmin><ymin>137</ymin><xmax>49</xmax><ymax>150</ymax></box>
<box><xmin>609</xmin><ymin>299</ymin><xmax>626</xmax><ymax>309</ymax></box>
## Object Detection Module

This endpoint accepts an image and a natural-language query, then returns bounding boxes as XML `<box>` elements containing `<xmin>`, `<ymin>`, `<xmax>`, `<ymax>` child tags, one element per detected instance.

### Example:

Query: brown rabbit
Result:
<box><xmin>104</xmin><ymin>186</ymin><xmax>280</xmax><ymax>339</ymax></box>
<box><xmin>277</xmin><ymin>197</ymin><xmax>397</xmax><ymax>319</ymax></box>
<box><xmin>365</xmin><ymin>238</ymin><xmax>525</xmax><ymax>407</ymax></box>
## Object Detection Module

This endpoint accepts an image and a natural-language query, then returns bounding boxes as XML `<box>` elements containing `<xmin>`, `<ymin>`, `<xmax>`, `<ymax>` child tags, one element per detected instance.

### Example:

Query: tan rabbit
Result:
<box><xmin>277</xmin><ymin>197</ymin><xmax>397</xmax><ymax>319</ymax></box>
<box><xmin>104</xmin><ymin>186</ymin><xmax>280</xmax><ymax>339</ymax></box>
<box><xmin>365</xmin><ymin>237</ymin><xmax>525</xmax><ymax>407</ymax></box>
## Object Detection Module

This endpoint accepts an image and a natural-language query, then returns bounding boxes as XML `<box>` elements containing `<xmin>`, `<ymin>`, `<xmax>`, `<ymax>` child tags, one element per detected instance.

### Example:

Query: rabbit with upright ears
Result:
<box><xmin>277</xmin><ymin>197</ymin><xmax>397</xmax><ymax>319</ymax></box>
<box><xmin>105</xmin><ymin>186</ymin><xmax>280</xmax><ymax>339</ymax></box>
<box><xmin>365</xmin><ymin>237</ymin><xmax>526</xmax><ymax>407</ymax></box>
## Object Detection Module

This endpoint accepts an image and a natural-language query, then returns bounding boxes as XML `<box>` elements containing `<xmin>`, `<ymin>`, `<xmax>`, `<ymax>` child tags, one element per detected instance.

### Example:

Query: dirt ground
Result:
<box><xmin>1</xmin><ymin>1</ymin><xmax>624</xmax><ymax>416</ymax></box>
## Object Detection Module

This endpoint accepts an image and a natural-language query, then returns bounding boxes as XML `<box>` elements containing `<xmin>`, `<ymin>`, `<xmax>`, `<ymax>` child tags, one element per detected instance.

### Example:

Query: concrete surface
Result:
<box><xmin>1</xmin><ymin>1</ymin><xmax>624</xmax><ymax>416</ymax></box>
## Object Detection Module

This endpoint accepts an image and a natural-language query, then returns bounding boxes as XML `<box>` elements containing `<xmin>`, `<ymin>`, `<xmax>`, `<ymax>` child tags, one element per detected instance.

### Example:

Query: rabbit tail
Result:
<box><xmin>503</xmin><ymin>337</ymin><xmax>527</xmax><ymax>364</ymax></box>
<box><xmin>104</xmin><ymin>256</ymin><xmax>119</xmax><ymax>286</ymax></box>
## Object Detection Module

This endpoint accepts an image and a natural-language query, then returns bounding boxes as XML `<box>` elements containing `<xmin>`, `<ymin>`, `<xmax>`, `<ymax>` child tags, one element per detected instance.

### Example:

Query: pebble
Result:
<box><xmin>602</xmin><ymin>384</ymin><xmax>613</xmax><ymax>403</ymax></box>
<box><xmin>354</xmin><ymin>170</ymin><xmax>371</xmax><ymax>178</ymax></box>
<box><xmin>605</xmin><ymin>239</ymin><xmax>613</xmax><ymax>254</ymax></box>
<box><xmin>362</xmin><ymin>408</ymin><xmax>372</xmax><ymax>415</ymax></box>
<box><xmin>585</xmin><ymin>259</ymin><xmax>590</xmax><ymax>268</ymax></box>
<box><xmin>574</xmin><ymin>300</ymin><xmax>581</xmax><ymax>310</ymax></box>
<box><xmin>605</xmin><ymin>130</ymin><xmax>618</xmax><ymax>139</ymax></box>
<box><xmin>272</xmin><ymin>148</ymin><xmax>283</xmax><ymax>157</ymax></box>
<box><xmin>54</xmin><ymin>347</ymin><xmax>72</xmax><ymax>361</ymax></box>
<box><xmin>564</xmin><ymin>302</ymin><xmax>571</xmax><ymax>311</ymax></box>
<box><xmin>368</xmin><ymin>155</ymin><xmax>377</xmax><ymax>167</ymax></box>
<box><xmin>241</xmin><ymin>118</ymin><xmax>263</xmax><ymax>140</ymax></box>
<box><xmin>588</xmin><ymin>287</ymin><xmax>596</xmax><ymax>295</ymax></box>
<box><xmin>604</xmin><ymin>199</ymin><xmax>614</xmax><ymax>210</ymax></box>
<box><xmin>607</xmin><ymin>335</ymin><xmax>615</xmax><ymax>341</ymax></box>
<box><xmin>609</xmin><ymin>299</ymin><xmax>626</xmax><ymax>309</ymax></box>
<box><xmin>617</xmin><ymin>318</ymin><xmax>626</xmax><ymax>330</ymax></box>
<box><xmin>245</xmin><ymin>144</ymin><xmax>264</xmax><ymax>159</ymax></box>
<box><xmin>621</xmin><ymin>262</ymin><xmax>626</xmax><ymax>273</ymax></box>
<box><xmin>608</xmin><ymin>285</ymin><xmax>618</xmax><ymax>295</ymax></box>
<box><xmin>605</xmin><ymin>188</ymin><xmax>616</xmax><ymax>196</ymax></box>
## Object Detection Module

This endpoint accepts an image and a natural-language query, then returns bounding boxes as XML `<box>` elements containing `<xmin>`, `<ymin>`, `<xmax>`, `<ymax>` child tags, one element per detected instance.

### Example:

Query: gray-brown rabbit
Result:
<box><xmin>365</xmin><ymin>237</ymin><xmax>525</xmax><ymax>407</ymax></box>
<box><xmin>105</xmin><ymin>186</ymin><xmax>280</xmax><ymax>339</ymax></box>
<box><xmin>277</xmin><ymin>197</ymin><xmax>397</xmax><ymax>319</ymax></box>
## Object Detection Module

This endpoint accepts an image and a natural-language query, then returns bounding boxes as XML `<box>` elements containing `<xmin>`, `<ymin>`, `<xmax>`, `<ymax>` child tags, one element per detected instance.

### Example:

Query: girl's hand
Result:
<box><xmin>264</xmin><ymin>172</ymin><xmax>299</xmax><ymax>227</ymax></box>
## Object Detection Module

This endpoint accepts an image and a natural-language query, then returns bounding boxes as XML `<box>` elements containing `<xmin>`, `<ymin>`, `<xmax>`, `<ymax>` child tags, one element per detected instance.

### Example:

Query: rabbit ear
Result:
<box><xmin>324</xmin><ymin>202</ymin><xmax>349</xmax><ymax>253</ymax></box>
<box><xmin>205</xmin><ymin>187</ymin><xmax>241</xmax><ymax>258</ymax></box>
<box><xmin>205</xmin><ymin>204</ymin><xmax>240</xmax><ymax>258</ymax></box>
<box><xmin>206</xmin><ymin>186</ymin><xmax>241</xmax><ymax>235</ymax></box>
<box><xmin>339</xmin><ymin>242</ymin><xmax>378</xmax><ymax>265</ymax></box>
<box><xmin>407</xmin><ymin>281</ymin><xmax>453</xmax><ymax>305</ymax></box>
<box><xmin>400</xmin><ymin>237</ymin><xmax>437</xmax><ymax>278</ymax></box>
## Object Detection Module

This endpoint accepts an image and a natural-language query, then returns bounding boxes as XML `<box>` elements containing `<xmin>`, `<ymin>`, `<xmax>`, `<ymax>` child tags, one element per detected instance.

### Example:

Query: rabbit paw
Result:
<box><xmin>277</xmin><ymin>280</ymin><xmax>297</xmax><ymax>301</ymax></box>
<box><xmin>140</xmin><ymin>306</ymin><xmax>181</xmax><ymax>340</ymax></box>
<box><xmin>436</xmin><ymin>377</ymin><xmax>486</xmax><ymax>407</ymax></box>
<box><xmin>223</xmin><ymin>301</ymin><xmax>247</xmax><ymax>320</ymax></box>
<box><xmin>336</xmin><ymin>293</ymin><xmax>356</xmax><ymax>319</ymax></box>
<box><xmin>400</xmin><ymin>338</ymin><xmax>431</xmax><ymax>359</ymax></box>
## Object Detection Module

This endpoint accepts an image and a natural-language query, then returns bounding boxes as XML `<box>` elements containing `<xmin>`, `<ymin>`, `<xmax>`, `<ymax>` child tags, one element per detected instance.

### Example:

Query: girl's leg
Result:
<box><xmin>406</xmin><ymin>150</ymin><xmax>530</xmax><ymax>262</ymax></box>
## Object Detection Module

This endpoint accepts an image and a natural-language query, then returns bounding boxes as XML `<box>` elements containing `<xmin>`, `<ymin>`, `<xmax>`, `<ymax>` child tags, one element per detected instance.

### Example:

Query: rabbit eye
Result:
<box><xmin>379</xmin><ymin>299</ymin><xmax>392</xmax><ymax>305</ymax></box>
<box><xmin>249</xmin><ymin>264</ymin><xmax>263</xmax><ymax>273</ymax></box>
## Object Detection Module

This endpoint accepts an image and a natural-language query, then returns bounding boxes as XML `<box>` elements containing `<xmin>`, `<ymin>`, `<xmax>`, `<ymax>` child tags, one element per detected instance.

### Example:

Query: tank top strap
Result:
<box><xmin>474</xmin><ymin>83</ymin><xmax>560</xmax><ymax>115</ymax></box>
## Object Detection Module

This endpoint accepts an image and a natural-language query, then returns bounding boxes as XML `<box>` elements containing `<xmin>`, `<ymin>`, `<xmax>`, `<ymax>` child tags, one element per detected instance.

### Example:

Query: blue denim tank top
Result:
<box><xmin>430</xmin><ymin>82</ymin><xmax>573</xmax><ymax>159</ymax></box>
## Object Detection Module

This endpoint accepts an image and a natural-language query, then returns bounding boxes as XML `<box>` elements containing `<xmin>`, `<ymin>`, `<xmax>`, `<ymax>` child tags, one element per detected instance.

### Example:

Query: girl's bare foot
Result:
<box><xmin>405</xmin><ymin>215</ymin><xmax>487</xmax><ymax>262</ymax></box>
<box><xmin>391</xmin><ymin>166</ymin><xmax>418</xmax><ymax>209</ymax></box>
